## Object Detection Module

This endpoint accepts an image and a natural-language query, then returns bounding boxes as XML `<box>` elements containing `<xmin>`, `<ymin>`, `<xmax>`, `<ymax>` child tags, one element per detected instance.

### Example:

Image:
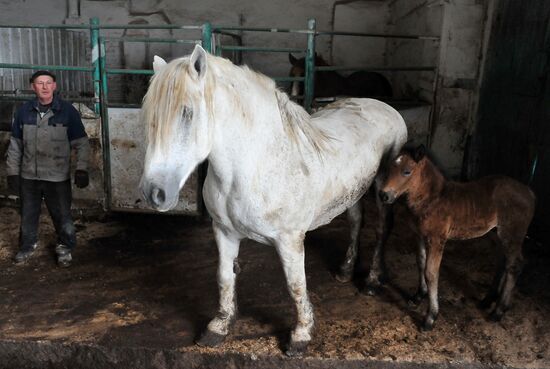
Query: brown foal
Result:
<box><xmin>379</xmin><ymin>145</ymin><xmax>536</xmax><ymax>331</ymax></box>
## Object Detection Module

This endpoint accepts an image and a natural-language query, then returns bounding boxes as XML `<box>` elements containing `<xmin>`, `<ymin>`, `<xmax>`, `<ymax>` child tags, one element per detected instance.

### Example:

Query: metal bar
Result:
<box><xmin>304</xmin><ymin>19</ymin><xmax>316</xmax><ymax>112</ymax></box>
<box><xmin>102</xmin><ymin>37</ymin><xmax>201</xmax><ymax>44</ymax></box>
<box><xmin>213</xmin><ymin>26</ymin><xmax>313</xmax><ymax>34</ymax></box>
<box><xmin>316</xmin><ymin>30</ymin><xmax>440</xmax><ymax>40</ymax></box>
<box><xmin>202</xmin><ymin>22</ymin><xmax>212</xmax><ymax>52</ymax></box>
<box><xmin>315</xmin><ymin>65</ymin><xmax>437</xmax><ymax>72</ymax></box>
<box><xmin>97</xmin><ymin>24</ymin><xmax>202</xmax><ymax>30</ymax></box>
<box><xmin>90</xmin><ymin>17</ymin><xmax>101</xmax><ymax>115</ymax></box>
<box><xmin>98</xmin><ymin>37</ymin><xmax>112</xmax><ymax>211</ymax></box>
<box><xmin>0</xmin><ymin>95</ymin><xmax>93</xmax><ymax>102</ymax></box>
<box><xmin>219</xmin><ymin>46</ymin><xmax>305</xmax><ymax>53</ymax></box>
<box><xmin>272</xmin><ymin>76</ymin><xmax>305</xmax><ymax>82</ymax></box>
<box><xmin>213</xmin><ymin>30</ymin><xmax>242</xmax><ymax>38</ymax></box>
<box><xmin>0</xmin><ymin>24</ymin><xmax>89</xmax><ymax>30</ymax></box>
<box><xmin>107</xmin><ymin>103</ymin><xmax>142</xmax><ymax>109</ymax></box>
<box><xmin>106</xmin><ymin>68</ymin><xmax>154</xmax><ymax>75</ymax></box>
<box><xmin>0</xmin><ymin>62</ymin><xmax>93</xmax><ymax>72</ymax></box>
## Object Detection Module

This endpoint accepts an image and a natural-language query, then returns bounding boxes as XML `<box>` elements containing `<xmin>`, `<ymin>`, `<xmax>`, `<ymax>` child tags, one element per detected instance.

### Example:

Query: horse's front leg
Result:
<box><xmin>335</xmin><ymin>200</ymin><xmax>363</xmax><ymax>283</ymax></box>
<box><xmin>196</xmin><ymin>222</ymin><xmax>241</xmax><ymax>347</ymax></box>
<box><xmin>422</xmin><ymin>236</ymin><xmax>445</xmax><ymax>331</ymax></box>
<box><xmin>365</xmin><ymin>183</ymin><xmax>394</xmax><ymax>295</ymax></box>
<box><xmin>275</xmin><ymin>232</ymin><xmax>314</xmax><ymax>357</ymax></box>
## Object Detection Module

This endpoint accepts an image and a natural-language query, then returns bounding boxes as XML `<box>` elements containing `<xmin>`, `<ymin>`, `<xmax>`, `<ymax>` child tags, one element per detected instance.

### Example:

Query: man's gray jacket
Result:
<box><xmin>6</xmin><ymin>95</ymin><xmax>90</xmax><ymax>182</ymax></box>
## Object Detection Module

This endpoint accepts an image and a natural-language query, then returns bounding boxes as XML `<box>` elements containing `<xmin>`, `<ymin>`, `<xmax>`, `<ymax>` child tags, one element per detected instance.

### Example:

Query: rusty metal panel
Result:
<box><xmin>107</xmin><ymin>108</ymin><xmax>200</xmax><ymax>214</ymax></box>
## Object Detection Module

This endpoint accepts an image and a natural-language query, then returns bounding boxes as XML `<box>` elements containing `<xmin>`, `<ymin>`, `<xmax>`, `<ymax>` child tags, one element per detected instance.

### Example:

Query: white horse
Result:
<box><xmin>140</xmin><ymin>44</ymin><xmax>407</xmax><ymax>356</ymax></box>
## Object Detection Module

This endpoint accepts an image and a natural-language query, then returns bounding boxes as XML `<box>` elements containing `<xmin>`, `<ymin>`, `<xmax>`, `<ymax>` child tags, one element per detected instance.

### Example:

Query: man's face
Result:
<box><xmin>31</xmin><ymin>75</ymin><xmax>56</xmax><ymax>102</ymax></box>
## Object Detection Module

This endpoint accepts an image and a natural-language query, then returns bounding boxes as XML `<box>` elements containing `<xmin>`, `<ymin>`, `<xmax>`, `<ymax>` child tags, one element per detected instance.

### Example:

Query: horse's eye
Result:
<box><xmin>402</xmin><ymin>169</ymin><xmax>412</xmax><ymax>177</ymax></box>
<box><xmin>182</xmin><ymin>107</ymin><xmax>193</xmax><ymax>122</ymax></box>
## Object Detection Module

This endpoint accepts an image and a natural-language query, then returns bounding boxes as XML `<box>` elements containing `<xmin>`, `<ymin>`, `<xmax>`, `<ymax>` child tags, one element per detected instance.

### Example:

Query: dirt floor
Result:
<box><xmin>0</xmin><ymin>196</ymin><xmax>548</xmax><ymax>369</ymax></box>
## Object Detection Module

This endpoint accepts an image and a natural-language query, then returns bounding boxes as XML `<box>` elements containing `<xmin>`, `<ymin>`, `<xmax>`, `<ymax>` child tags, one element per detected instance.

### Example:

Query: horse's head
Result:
<box><xmin>140</xmin><ymin>44</ymin><xmax>213</xmax><ymax>212</ymax></box>
<box><xmin>379</xmin><ymin>145</ymin><xmax>426</xmax><ymax>204</ymax></box>
<box><xmin>288</xmin><ymin>53</ymin><xmax>328</xmax><ymax>97</ymax></box>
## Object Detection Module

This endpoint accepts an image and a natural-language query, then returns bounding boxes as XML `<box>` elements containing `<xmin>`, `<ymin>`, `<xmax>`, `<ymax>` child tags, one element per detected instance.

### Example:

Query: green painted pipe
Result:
<box><xmin>202</xmin><ymin>22</ymin><xmax>213</xmax><ymax>52</ymax></box>
<box><xmin>90</xmin><ymin>17</ymin><xmax>101</xmax><ymax>115</ymax></box>
<box><xmin>304</xmin><ymin>19</ymin><xmax>316</xmax><ymax>112</ymax></box>
<box><xmin>219</xmin><ymin>46</ymin><xmax>305</xmax><ymax>53</ymax></box>
<box><xmin>98</xmin><ymin>37</ymin><xmax>112</xmax><ymax>211</ymax></box>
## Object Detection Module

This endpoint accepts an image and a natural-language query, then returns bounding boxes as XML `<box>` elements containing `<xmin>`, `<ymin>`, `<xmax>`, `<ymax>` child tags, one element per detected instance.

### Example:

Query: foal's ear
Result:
<box><xmin>414</xmin><ymin>144</ymin><xmax>427</xmax><ymax>162</ymax></box>
<box><xmin>189</xmin><ymin>44</ymin><xmax>207</xmax><ymax>80</ymax></box>
<box><xmin>153</xmin><ymin>55</ymin><xmax>167</xmax><ymax>74</ymax></box>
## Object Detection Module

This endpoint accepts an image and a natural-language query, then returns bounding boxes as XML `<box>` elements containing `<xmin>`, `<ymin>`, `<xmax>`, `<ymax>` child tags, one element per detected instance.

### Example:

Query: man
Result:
<box><xmin>6</xmin><ymin>70</ymin><xmax>90</xmax><ymax>267</ymax></box>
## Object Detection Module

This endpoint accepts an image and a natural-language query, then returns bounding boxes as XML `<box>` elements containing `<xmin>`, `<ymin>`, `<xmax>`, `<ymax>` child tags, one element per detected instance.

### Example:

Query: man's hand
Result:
<box><xmin>74</xmin><ymin>170</ymin><xmax>89</xmax><ymax>189</ymax></box>
<box><xmin>7</xmin><ymin>175</ymin><xmax>20</xmax><ymax>196</ymax></box>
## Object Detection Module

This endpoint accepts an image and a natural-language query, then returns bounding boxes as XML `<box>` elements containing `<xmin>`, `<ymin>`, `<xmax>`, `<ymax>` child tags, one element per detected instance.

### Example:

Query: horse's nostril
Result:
<box><xmin>379</xmin><ymin>191</ymin><xmax>389</xmax><ymax>203</ymax></box>
<box><xmin>151</xmin><ymin>187</ymin><xmax>166</xmax><ymax>207</ymax></box>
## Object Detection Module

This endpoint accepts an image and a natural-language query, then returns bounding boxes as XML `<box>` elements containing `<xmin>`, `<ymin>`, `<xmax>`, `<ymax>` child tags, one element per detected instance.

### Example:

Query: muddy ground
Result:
<box><xmin>0</xmin><ymin>196</ymin><xmax>548</xmax><ymax>369</ymax></box>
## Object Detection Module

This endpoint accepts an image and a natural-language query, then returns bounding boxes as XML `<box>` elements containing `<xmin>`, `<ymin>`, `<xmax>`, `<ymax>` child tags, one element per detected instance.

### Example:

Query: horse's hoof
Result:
<box><xmin>334</xmin><ymin>271</ymin><xmax>352</xmax><ymax>283</ymax></box>
<box><xmin>420</xmin><ymin>318</ymin><xmax>434</xmax><ymax>332</ymax></box>
<box><xmin>285</xmin><ymin>340</ymin><xmax>309</xmax><ymax>357</ymax></box>
<box><xmin>196</xmin><ymin>329</ymin><xmax>226</xmax><ymax>347</ymax></box>
<box><xmin>478</xmin><ymin>297</ymin><xmax>494</xmax><ymax>310</ymax></box>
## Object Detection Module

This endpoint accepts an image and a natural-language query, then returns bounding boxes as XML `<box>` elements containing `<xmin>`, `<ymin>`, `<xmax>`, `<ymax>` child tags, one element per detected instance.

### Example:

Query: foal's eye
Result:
<box><xmin>182</xmin><ymin>106</ymin><xmax>193</xmax><ymax>122</ymax></box>
<box><xmin>402</xmin><ymin>169</ymin><xmax>412</xmax><ymax>177</ymax></box>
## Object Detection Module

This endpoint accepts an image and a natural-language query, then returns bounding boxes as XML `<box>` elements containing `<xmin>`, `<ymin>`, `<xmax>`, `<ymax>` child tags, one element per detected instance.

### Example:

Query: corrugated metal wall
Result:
<box><xmin>0</xmin><ymin>28</ymin><xmax>91</xmax><ymax>93</ymax></box>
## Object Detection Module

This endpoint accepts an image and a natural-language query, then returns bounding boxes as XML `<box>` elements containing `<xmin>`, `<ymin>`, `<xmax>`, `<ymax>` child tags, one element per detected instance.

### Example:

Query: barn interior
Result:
<box><xmin>0</xmin><ymin>0</ymin><xmax>548</xmax><ymax>368</ymax></box>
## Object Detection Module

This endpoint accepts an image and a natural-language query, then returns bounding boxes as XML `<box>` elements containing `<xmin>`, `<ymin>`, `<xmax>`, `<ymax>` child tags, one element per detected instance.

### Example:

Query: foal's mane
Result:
<box><xmin>142</xmin><ymin>52</ymin><xmax>330</xmax><ymax>156</ymax></box>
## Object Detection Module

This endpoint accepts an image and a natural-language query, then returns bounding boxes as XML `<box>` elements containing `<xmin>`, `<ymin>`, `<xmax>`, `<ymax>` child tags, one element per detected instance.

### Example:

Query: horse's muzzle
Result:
<box><xmin>141</xmin><ymin>180</ymin><xmax>172</xmax><ymax>211</ymax></box>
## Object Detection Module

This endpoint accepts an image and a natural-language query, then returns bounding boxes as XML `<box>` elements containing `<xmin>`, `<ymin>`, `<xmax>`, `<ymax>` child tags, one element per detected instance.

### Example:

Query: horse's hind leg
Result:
<box><xmin>365</xmin><ymin>181</ymin><xmax>394</xmax><ymax>295</ymax></box>
<box><xmin>197</xmin><ymin>222</ymin><xmax>241</xmax><ymax>347</ymax></box>
<box><xmin>335</xmin><ymin>200</ymin><xmax>363</xmax><ymax>283</ymax></box>
<box><xmin>275</xmin><ymin>232</ymin><xmax>314</xmax><ymax>357</ymax></box>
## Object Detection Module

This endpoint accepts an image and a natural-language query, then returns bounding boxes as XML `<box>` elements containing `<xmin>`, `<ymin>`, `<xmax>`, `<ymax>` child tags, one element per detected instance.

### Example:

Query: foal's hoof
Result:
<box><xmin>196</xmin><ymin>329</ymin><xmax>226</xmax><ymax>347</ymax></box>
<box><xmin>285</xmin><ymin>340</ymin><xmax>309</xmax><ymax>357</ymax></box>
<box><xmin>363</xmin><ymin>284</ymin><xmax>381</xmax><ymax>296</ymax></box>
<box><xmin>488</xmin><ymin>310</ymin><xmax>503</xmax><ymax>322</ymax></box>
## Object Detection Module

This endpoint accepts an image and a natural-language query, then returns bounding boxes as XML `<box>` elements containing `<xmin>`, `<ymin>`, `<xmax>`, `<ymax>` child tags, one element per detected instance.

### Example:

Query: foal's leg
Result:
<box><xmin>275</xmin><ymin>232</ymin><xmax>314</xmax><ymax>357</ymax></box>
<box><xmin>335</xmin><ymin>200</ymin><xmax>363</xmax><ymax>283</ymax></box>
<box><xmin>365</xmin><ymin>182</ymin><xmax>394</xmax><ymax>295</ymax></box>
<box><xmin>489</xmin><ymin>230</ymin><xmax>525</xmax><ymax>321</ymax></box>
<box><xmin>197</xmin><ymin>222</ymin><xmax>241</xmax><ymax>347</ymax></box>
<box><xmin>422</xmin><ymin>237</ymin><xmax>445</xmax><ymax>331</ymax></box>
<box><xmin>409</xmin><ymin>238</ymin><xmax>428</xmax><ymax>305</ymax></box>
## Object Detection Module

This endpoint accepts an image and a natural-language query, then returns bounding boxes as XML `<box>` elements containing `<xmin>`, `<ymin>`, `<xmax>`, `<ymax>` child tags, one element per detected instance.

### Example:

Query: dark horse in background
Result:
<box><xmin>288</xmin><ymin>53</ymin><xmax>393</xmax><ymax>99</ymax></box>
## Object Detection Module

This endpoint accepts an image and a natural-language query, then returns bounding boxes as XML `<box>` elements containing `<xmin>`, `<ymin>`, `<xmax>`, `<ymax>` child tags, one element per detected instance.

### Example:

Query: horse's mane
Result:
<box><xmin>142</xmin><ymin>53</ymin><xmax>330</xmax><ymax>156</ymax></box>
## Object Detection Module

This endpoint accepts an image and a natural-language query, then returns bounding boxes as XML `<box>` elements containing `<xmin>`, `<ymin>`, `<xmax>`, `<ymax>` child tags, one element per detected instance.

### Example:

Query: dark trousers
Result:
<box><xmin>19</xmin><ymin>178</ymin><xmax>76</xmax><ymax>252</ymax></box>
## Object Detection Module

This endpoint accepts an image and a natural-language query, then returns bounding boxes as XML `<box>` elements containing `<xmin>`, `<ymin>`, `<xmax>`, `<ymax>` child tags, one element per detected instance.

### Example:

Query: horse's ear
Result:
<box><xmin>153</xmin><ymin>55</ymin><xmax>167</xmax><ymax>74</ymax></box>
<box><xmin>289</xmin><ymin>53</ymin><xmax>298</xmax><ymax>66</ymax></box>
<box><xmin>414</xmin><ymin>144</ymin><xmax>426</xmax><ymax>162</ymax></box>
<box><xmin>189</xmin><ymin>44</ymin><xmax>207</xmax><ymax>80</ymax></box>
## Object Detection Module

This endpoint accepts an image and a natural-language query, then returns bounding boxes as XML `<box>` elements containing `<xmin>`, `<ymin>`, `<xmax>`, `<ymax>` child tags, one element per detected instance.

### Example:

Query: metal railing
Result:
<box><xmin>0</xmin><ymin>18</ymin><xmax>441</xmax><ymax>211</ymax></box>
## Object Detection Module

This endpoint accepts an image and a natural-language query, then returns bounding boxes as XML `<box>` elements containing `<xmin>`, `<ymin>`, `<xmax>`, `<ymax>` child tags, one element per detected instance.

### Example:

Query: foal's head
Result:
<box><xmin>379</xmin><ymin>145</ymin><xmax>427</xmax><ymax>204</ymax></box>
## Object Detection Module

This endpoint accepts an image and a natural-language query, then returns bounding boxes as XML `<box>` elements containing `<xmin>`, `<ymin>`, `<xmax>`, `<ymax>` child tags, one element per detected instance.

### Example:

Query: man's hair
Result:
<box><xmin>29</xmin><ymin>70</ymin><xmax>56</xmax><ymax>83</ymax></box>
